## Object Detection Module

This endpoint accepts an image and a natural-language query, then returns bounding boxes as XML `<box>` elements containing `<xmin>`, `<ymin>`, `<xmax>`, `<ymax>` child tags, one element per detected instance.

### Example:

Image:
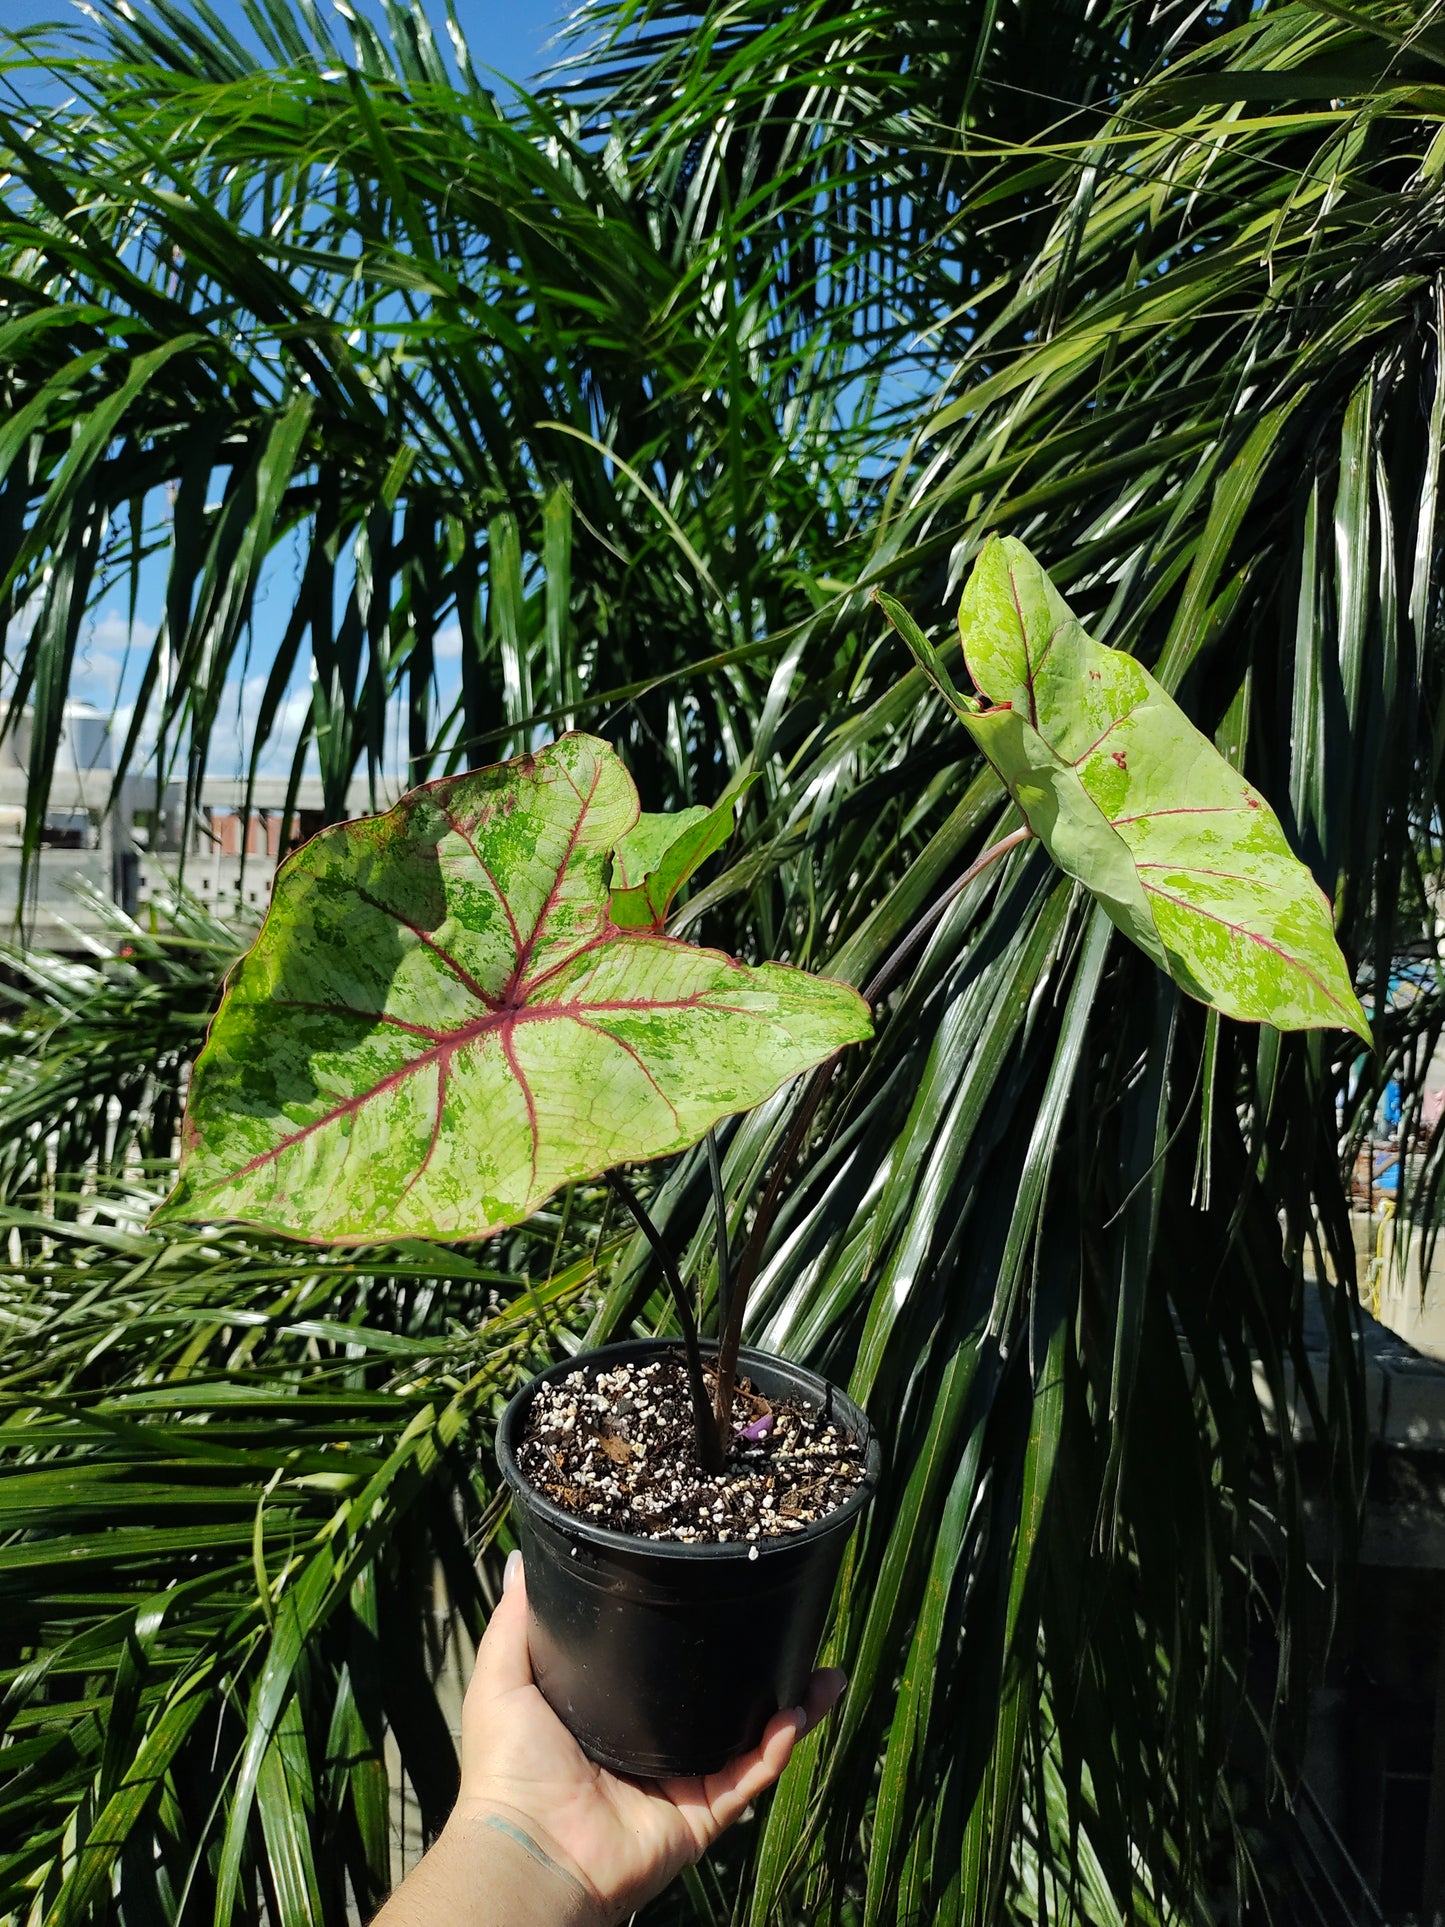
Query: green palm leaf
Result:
<box><xmin>4</xmin><ymin>2</ymin><xmax>1440</xmax><ymax>1923</ymax></box>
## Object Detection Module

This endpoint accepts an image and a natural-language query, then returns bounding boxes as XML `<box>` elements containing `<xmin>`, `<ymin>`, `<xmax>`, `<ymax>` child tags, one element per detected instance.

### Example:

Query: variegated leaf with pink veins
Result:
<box><xmin>883</xmin><ymin>536</ymin><xmax>1371</xmax><ymax>1043</ymax></box>
<box><xmin>154</xmin><ymin>734</ymin><xmax>872</xmax><ymax>1245</ymax></box>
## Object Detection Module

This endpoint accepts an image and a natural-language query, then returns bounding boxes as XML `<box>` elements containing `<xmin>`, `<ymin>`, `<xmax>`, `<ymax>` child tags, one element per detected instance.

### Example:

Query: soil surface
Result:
<box><xmin>515</xmin><ymin>1355</ymin><xmax>866</xmax><ymax>1545</ymax></box>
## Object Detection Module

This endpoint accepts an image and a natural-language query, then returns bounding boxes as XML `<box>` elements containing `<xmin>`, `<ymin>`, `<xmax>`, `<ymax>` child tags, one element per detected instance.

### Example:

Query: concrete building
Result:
<box><xmin>0</xmin><ymin>703</ymin><xmax>384</xmax><ymax>944</ymax></box>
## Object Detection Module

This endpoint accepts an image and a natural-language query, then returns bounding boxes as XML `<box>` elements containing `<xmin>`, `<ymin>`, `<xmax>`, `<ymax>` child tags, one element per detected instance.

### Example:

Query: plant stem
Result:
<box><xmin>707</xmin><ymin>1127</ymin><xmax>731</xmax><ymax>1334</ymax></box>
<box><xmin>860</xmin><ymin>823</ymin><xmax>1034</xmax><ymax>1007</ymax></box>
<box><xmin>710</xmin><ymin>823</ymin><xmax>1035</xmax><ymax>1440</ymax></box>
<box><xmin>605</xmin><ymin>1171</ymin><xmax>724</xmax><ymax>1473</ymax></box>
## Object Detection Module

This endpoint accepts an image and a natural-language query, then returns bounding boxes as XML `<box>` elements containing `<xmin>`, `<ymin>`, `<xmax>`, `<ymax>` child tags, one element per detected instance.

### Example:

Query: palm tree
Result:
<box><xmin>2</xmin><ymin>1</ymin><xmax>1439</xmax><ymax>1922</ymax></box>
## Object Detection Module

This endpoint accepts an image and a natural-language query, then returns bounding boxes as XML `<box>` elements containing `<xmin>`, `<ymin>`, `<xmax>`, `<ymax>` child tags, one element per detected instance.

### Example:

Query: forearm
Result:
<box><xmin>373</xmin><ymin>1807</ymin><xmax>606</xmax><ymax>1927</ymax></box>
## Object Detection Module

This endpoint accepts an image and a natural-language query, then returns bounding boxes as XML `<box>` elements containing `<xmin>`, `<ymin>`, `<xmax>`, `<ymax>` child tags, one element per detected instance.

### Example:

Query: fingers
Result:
<box><xmin>799</xmin><ymin>1668</ymin><xmax>848</xmax><ymax>1733</ymax></box>
<box><xmin>689</xmin><ymin>1669</ymin><xmax>847</xmax><ymax>1840</ymax></box>
<box><xmin>700</xmin><ymin>1711</ymin><xmax>802</xmax><ymax>1834</ymax></box>
<box><xmin>466</xmin><ymin>1550</ymin><xmax>534</xmax><ymax>1704</ymax></box>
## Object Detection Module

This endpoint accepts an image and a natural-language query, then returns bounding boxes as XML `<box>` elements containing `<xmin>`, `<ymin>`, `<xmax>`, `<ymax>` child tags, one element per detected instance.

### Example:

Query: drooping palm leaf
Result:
<box><xmin>3</xmin><ymin>2</ymin><xmax>1441</xmax><ymax>1925</ymax></box>
<box><xmin>0</xmin><ymin>1197</ymin><xmax>613</xmax><ymax>1927</ymax></box>
<box><xmin>0</xmin><ymin>884</ymin><xmax>238</xmax><ymax>1215</ymax></box>
<box><xmin>0</xmin><ymin>0</ymin><xmax>894</xmax><ymax>859</ymax></box>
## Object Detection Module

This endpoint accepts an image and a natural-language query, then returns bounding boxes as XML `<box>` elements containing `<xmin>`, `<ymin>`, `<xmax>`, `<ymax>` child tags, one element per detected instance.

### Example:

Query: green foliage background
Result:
<box><xmin>3</xmin><ymin>1</ymin><xmax>1444</xmax><ymax>1921</ymax></box>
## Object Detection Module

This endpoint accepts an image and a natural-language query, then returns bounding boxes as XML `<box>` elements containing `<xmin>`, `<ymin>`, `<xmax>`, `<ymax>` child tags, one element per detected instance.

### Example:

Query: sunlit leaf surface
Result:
<box><xmin>888</xmin><ymin>539</ymin><xmax>1371</xmax><ymax>1039</ymax></box>
<box><xmin>157</xmin><ymin>736</ymin><xmax>870</xmax><ymax>1243</ymax></box>
<box><xmin>609</xmin><ymin>785</ymin><xmax>744</xmax><ymax>930</ymax></box>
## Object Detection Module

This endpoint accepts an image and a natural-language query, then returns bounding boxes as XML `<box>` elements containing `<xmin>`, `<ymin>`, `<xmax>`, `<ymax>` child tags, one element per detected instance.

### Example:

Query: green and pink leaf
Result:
<box><xmin>155</xmin><ymin>736</ymin><xmax>870</xmax><ymax>1245</ymax></box>
<box><xmin>883</xmin><ymin>538</ymin><xmax>1370</xmax><ymax>1041</ymax></box>
<box><xmin>608</xmin><ymin>774</ymin><xmax>754</xmax><ymax>930</ymax></box>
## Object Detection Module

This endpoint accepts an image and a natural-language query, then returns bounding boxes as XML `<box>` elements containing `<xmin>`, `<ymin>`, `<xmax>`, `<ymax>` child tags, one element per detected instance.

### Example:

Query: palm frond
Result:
<box><xmin>0</xmin><ymin>0</ymin><xmax>889</xmax><ymax>862</ymax></box>
<box><xmin>0</xmin><ymin>1198</ymin><xmax>610</xmax><ymax>1926</ymax></box>
<box><xmin>0</xmin><ymin>884</ymin><xmax>237</xmax><ymax>1211</ymax></box>
<box><xmin>4</xmin><ymin>2</ymin><xmax>1441</xmax><ymax>1923</ymax></box>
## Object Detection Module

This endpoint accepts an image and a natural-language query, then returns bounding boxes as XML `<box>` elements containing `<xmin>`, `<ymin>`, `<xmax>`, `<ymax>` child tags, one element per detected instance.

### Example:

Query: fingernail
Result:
<box><xmin>790</xmin><ymin>1706</ymin><xmax>809</xmax><ymax>1737</ymax></box>
<box><xmin>504</xmin><ymin>1549</ymin><xmax>522</xmax><ymax>1593</ymax></box>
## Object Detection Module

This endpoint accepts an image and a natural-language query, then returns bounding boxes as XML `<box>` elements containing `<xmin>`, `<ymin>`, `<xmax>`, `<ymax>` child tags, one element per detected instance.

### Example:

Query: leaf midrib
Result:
<box><xmin>208</xmin><ymin>978</ymin><xmax>754</xmax><ymax>1196</ymax></box>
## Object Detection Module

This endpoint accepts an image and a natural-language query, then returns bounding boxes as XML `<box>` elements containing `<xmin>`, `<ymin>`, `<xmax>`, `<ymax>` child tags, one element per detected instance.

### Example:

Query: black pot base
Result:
<box><xmin>497</xmin><ymin>1339</ymin><xmax>880</xmax><ymax>1779</ymax></box>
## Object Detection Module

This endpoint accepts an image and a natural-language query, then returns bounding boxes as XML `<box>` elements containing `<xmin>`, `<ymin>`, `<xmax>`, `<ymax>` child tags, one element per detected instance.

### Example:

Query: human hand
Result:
<box><xmin>383</xmin><ymin>1549</ymin><xmax>845</xmax><ymax>1927</ymax></box>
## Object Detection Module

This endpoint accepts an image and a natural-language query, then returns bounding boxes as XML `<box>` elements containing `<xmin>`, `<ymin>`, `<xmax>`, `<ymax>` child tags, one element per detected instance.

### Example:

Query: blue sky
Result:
<box><xmin>1</xmin><ymin>0</ymin><xmax>577</xmax><ymax>94</ymax></box>
<box><xmin>2</xmin><ymin>0</ymin><xmax>580</xmax><ymax>786</ymax></box>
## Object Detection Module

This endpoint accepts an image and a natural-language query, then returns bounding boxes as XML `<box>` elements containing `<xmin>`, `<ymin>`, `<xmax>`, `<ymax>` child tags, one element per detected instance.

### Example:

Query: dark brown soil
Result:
<box><xmin>515</xmin><ymin>1355</ymin><xmax>865</xmax><ymax>1546</ymax></box>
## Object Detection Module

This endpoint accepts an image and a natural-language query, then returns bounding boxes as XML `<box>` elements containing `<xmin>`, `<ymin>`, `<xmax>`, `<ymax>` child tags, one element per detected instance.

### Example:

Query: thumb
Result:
<box><xmin>467</xmin><ymin>1551</ymin><xmax>535</xmax><ymax>1704</ymax></box>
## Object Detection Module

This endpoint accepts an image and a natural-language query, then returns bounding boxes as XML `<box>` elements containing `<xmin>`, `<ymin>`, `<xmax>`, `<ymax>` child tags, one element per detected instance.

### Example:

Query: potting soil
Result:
<box><xmin>514</xmin><ymin>1354</ymin><xmax>865</xmax><ymax>1543</ymax></box>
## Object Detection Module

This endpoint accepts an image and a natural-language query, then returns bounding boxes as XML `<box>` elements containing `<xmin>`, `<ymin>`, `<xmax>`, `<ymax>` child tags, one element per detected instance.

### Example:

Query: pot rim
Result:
<box><xmin>497</xmin><ymin>1337</ymin><xmax>881</xmax><ymax>1563</ymax></box>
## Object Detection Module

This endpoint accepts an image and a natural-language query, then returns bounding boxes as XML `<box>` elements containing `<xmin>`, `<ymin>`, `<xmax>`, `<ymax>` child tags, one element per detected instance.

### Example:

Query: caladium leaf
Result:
<box><xmin>883</xmin><ymin>537</ymin><xmax>1370</xmax><ymax>1041</ymax></box>
<box><xmin>609</xmin><ymin>774</ymin><xmax>754</xmax><ymax>930</ymax></box>
<box><xmin>154</xmin><ymin>734</ymin><xmax>871</xmax><ymax>1245</ymax></box>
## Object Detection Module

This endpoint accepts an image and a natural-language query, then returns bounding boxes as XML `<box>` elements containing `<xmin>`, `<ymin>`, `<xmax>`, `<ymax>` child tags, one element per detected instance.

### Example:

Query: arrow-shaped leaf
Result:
<box><xmin>609</xmin><ymin>772</ymin><xmax>755</xmax><ymax>930</ymax></box>
<box><xmin>883</xmin><ymin>537</ymin><xmax>1370</xmax><ymax>1041</ymax></box>
<box><xmin>153</xmin><ymin>734</ymin><xmax>871</xmax><ymax>1246</ymax></box>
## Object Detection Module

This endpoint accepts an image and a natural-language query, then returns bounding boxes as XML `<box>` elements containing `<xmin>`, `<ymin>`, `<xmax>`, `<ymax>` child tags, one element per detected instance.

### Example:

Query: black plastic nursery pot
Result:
<box><xmin>496</xmin><ymin>1338</ymin><xmax>881</xmax><ymax>1779</ymax></box>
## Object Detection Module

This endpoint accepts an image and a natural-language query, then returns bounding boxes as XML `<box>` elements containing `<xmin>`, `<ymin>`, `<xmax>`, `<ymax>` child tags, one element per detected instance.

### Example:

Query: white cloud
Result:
<box><xmin>69</xmin><ymin>608</ymin><xmax>158</xmax><ymax>708</ymax></box>
<box><xmin>10</xmin><ymin>595</ymin><xmax>426</xmax><ymax>794</ymax></box>
<box><xmin>229</xmin><ymin>675</ymin><xmax>315</xmax><ymax>778</ymax></box>
<box><xmin>88</xmin><ymin>609</ymin><xmax>151</xmax><ymax>654</ymax></box>
<box><xmin>6</xmin><ymin>594</ymin><xmax>40</xmax><ymax>645</ymax></box>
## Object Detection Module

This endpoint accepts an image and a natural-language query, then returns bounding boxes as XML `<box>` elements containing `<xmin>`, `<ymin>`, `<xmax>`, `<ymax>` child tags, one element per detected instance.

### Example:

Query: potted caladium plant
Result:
<box><xmin>155</xmin><ymin>534</ymin><xmax>1369</xmax><ymax>1781</ymax></box>
<box><xmin>154</xmin><ymin>728</ymin><xmax>880</xmax><ymax>1777</ymax></box>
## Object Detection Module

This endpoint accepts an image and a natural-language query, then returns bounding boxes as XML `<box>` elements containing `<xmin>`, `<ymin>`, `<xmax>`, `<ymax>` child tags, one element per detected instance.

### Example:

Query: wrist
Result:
<box><xmin>443</xmin><ymin>1801</ymin><xmax>611</xmax><ymax>1927</ymax></box>
<box><xmin>373</xmin><ymin>1800</ymin><xmax>610</xmax><ymax>1927</ymax></box>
